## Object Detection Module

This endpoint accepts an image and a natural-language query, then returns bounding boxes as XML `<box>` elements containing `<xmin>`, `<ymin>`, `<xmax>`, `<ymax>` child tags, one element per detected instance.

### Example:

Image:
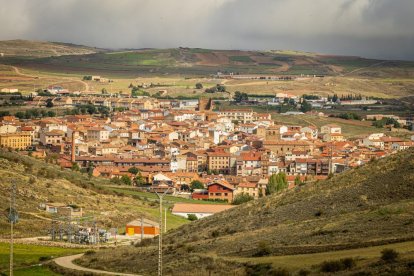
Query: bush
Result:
<box><xmin>381</xmin><ymin>249</ymin><xmax>398</xmax><ymax>263</ymax></box>
<box><xmin>232</xmin><ymin>193</ymin><xmax>254</xmax><ymax>205</ymax></box>
<box><xmin>320</xmin><ymin>258</ymin><xmax>355</xmax><ymax>272</ymax></box>
<box><xmin>84</xmin><ymin>250</ymin><xmax>96</xmax><ymax>256</ymax></box>
<box><xmin>298</xmin><ymin>269</ymin><xmax>310</xmax><ymax>276</ymax></box>
<box><xmin>211</xmin><ymin>230</ymin><xmax>220</xmax><ymax>238</ymax></box>
<box><xmin>39</xmin><ymin>256</ymin><xmax>52</xmax><ymax>262</ymax></box>
<box><xmin>187</xmin><ymin>214</ymin><xmax>198</xmax><ymax>221</ymax></box>
<box><xmin>254</xmin><ymin>241</ymin><xmax>272</xmax><ymax>257</ymax></box>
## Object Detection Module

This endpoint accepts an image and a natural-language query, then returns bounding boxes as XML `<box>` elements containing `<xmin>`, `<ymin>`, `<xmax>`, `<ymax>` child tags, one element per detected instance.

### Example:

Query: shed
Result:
<box><xmin>125</xmin><ymin>218</ymin><xmax>159</xmax><ymax>236</ymax></box>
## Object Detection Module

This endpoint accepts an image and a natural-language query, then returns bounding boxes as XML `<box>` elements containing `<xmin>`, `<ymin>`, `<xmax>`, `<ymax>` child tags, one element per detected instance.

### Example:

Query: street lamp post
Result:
<box><xmin>154</xmin><ymin>187</ymin><xmax>170</xmax><ymax>276</ymax></box>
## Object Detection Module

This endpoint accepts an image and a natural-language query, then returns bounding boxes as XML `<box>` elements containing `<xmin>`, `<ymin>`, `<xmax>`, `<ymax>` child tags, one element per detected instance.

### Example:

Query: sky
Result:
<box><xmin>1</xmin><ymin>0</ymin><xmax>414</xmax><ymax>60</ymax></box>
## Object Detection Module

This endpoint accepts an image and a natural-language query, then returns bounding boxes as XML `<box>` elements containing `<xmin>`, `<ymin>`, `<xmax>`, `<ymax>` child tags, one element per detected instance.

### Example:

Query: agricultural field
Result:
<box><xmin>0</xmin><ymin>242</ymin><xmax>84</xmax><ymax>275</ymax></box>
<box><xmin>1</xmin><ymin>41</ymin><xmax>414</xmax><ymax>99</ymax></box>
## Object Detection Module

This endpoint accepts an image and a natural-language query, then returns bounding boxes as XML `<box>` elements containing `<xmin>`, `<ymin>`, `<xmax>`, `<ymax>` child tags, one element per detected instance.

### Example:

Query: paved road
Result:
<box><xmin>54</xmin><ymin>253</ymin><xmax>139</xmax><ymax>276</ymax></box>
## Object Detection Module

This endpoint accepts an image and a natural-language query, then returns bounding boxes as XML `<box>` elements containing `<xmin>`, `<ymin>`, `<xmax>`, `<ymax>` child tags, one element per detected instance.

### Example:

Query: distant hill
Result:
<box><xmin>0</xmin><ymin>40</ymin><xmax>102</xmax><ymax>58</ymax></box>
<box><xmin>78</xmin><ymin>148</ymin><xmax>414</xmax><ymax>275</ymax></box>
<box><xmin>1</xmin><ymin>41</ymin><xmax>414</xmax><ymax>78</ymax></box>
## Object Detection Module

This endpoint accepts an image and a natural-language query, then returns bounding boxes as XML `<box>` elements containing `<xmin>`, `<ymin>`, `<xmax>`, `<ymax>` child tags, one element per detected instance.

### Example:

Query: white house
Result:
<box><xmin>321</xmin><ymin>124</ymin><xmax>341</xmax><ymax>134</ymax></box>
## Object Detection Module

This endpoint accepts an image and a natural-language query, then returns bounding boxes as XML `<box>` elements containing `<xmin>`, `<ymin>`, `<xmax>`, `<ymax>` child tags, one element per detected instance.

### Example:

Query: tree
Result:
<box><xmin>71</xmin><ymin>162</ymin><xmax>80</xmax><ymax>171</ymax></box>
<box><xmin>190</xmin><ymin>180</ymin><xmax>204</xmax><ymax>190</ymax></box>
<box><xmin>134</xmin><ymin>172</ymin><xmax>146</xmax><ymax>186</ymax></box>
<box><xmin>15</xmin><ymin>112</ymin><xmax>25</xmax><ymax>119</ymax></box>
<box><xmin>121</xmin><ymin>175</ymin><xmax>132</xmax><ymax>185</ymax></box>
<box><xmin>47</xmin><ymin>111</ymin><xmax>56</xmax><ymax>117</ymax></box>
<box><xmin>266</xmin><ymin>172</ymin><xmax>288</xmax><ymax>195</ymax></box>
<box><xmin>232</xmin><ymin>193</ymin><xmax>254</xmax><ymax>205</ymax></box>
<box><xmin>46</xmin><ymin>99</ymin><xmax>54</xmax><ymax>108</ymax></box>
<box><xmin>128</xmin><ymin>167</ymin><xmax>139</xmax><ymax>175</ymax></box>
<box><xmin>300</xmin><ymin>99</ymin><xmax>312</xmax><ymax>112</ymax></box>
<box><xmin>294</xmin><ymin>175</ymin><xmax>302</xmax><ymax>186</ymax></box>
<box><xmin>216</xmin><ymin>84</ymin><xmax>226</xmax><ymax>92</ymax></box>
<box><xmin>181</xmin><ymin>184</ymin><xmax>190</xmax><ymax>191</ymax></box>
<box><xmin>233</xmin><ymin>91</ymin><xmax>248</xmax><ymax>103</ymax></box>
<box><xmin>101</xmin><ymin>88</ymin><xmax>108</xmax><ymax>94</ymax></box>
<box><xmin>195</xmin><ymin>83</ymin><xmax>203</xmax><ymax>89</ymax></box>
<box><xmin>87</xmin><ymin>162</ymin><xmax>95</xmax><ymax>177</ymax></box>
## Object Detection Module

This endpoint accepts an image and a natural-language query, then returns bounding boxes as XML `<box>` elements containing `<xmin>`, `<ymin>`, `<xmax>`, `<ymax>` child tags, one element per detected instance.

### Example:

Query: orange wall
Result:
<box><xmin>126</xmin><ymin>225</ymin><xmax>159</xmax><ymax>235</ymax></box>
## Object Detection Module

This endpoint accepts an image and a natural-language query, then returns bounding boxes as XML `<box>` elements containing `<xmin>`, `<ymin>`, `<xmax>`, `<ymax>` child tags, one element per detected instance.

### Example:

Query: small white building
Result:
<box><xmin>321</xmin><ymin>124</ymin><xmax>342</xmax><ymax>134</ymax></box>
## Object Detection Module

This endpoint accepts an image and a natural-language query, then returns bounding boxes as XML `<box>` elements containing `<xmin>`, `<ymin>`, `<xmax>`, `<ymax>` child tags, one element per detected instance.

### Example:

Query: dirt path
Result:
<box><xmin>342</xmin><ymin>61</ymin><xmax>388</xmax><ymax>76</ymax></box>
<box><xmin>11</xmin><ymin>66</ymin><xmax>37</xmax><ymax>78</ymax></box>
<box><xmin>54</xmin><ymin>253</ymin><xmax>140</xmax><ymax>275</ymax></box>
<box><xmin>11</xmin><ymin>65</ymin><xmax>89</xmax><ymax>92</ymax></box>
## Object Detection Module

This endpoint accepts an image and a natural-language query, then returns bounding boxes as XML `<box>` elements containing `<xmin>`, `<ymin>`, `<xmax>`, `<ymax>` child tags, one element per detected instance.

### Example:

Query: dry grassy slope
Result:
<box><xmin>78</xmin><ymin>148</ymin><xmax>414</xmax><ymax>275</ymax></box>
<box><xmin>0</xmin><ymin>40</ymin><xmax>100</xmax><ymax>57</ymax></box>
<box><xmin>0</xmin><ymin>150</ymin><xmax>187</xmax><ymax>238</ymax></box>
<box><xmin>166</xmin><ymin>147</ymin><xmax>414</xmax><ymax>255</ymax></box>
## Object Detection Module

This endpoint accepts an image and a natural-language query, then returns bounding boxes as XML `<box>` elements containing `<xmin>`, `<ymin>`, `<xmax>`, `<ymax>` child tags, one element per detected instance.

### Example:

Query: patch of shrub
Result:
<box><xmin>39</xmin><ymin>256</ymin><xmax>52</xmax><ymax>262</ymax></box>
<box><xmin>187</xmin><ymin>214</ymin><xmax>198</xmax><ymax>221</ymax></box>
<box><xmin>245</xmin><ymin>263</ymin><xmax>289</xmax><ymax>276</ymax></box>
<box><xmin>380</xmin><ymin>249</ymin><xmax>398</xmax><ymax>263</ymax></box>
<box><xmin>136</xmin><ymin>238</ymin><xmax>153</xmax><ymax>247</ymax></box>
<box><xmin>211</xmin><ymin>230</ymin><xmax>220</xmax><ymax>238</ymax></box>
<box><xmin>254</xmin><ymin>241</ymin><xmax>272</xmax><ymax>257</ymax></box>
<box><xmin>320</xmin><ymin>258</ymin><xmax>355</xmax><ymax>273</ymax></box>
<box><xmin>297</xmin><ymin>269</ymin><xmax>310</xmax><ymax>276</ymax></box>
<box><xmin>314</xmin><ymin>210</ymin><xmax>322</xmax><ymax>217</ymax></box>
<box><xmin>84</xmin><ymin>250</ymin><xmax>96</xmax><ymax>256</ymax></box>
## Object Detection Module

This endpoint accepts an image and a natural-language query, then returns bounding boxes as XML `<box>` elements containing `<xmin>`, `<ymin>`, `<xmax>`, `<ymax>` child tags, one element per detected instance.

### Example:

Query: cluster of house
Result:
<box><xmin>1</xmin><ymin>98</ymin><xmax>414</xmax><ymax>203</ymax></box>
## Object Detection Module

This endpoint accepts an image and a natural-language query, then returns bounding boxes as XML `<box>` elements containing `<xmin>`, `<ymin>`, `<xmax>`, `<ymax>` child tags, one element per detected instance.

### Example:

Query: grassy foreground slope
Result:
<box><xmin>0</xmin><ymin>150</ymin><xmax>188</xmax><ymax>238</ymax></box>
<box><xmin>78</xmin><ymin>148</ymin><xmax>414</xmax><ymax>275</ymax></box>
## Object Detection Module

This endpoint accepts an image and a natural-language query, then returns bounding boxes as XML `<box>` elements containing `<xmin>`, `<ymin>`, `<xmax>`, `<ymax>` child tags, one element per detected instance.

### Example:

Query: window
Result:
<box><xmin>224</xmin><ymin>193</ymin><xmax>228</xmax><ymax>196</ymax></box>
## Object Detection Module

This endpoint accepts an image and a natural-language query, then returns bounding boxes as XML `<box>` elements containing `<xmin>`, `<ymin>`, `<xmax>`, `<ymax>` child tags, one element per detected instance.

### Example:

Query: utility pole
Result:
<box><xmin>140</xmin><ymin>215</ymin><xmax>144</xmax><ymax>242</ymax></box>
<box><xmin>8</xmin><ymin>182</ymin><xmax>18</xmax><ymax>276</ymax></box>
<box><xmin>164</xmin><ymin>207</ymin><xmax>167</xmax><ymax>233</ymax></box>
<box><xmin>155</xmin><ymin>187</ymin><xmax>170</xmax><ymax>276</ymax></box>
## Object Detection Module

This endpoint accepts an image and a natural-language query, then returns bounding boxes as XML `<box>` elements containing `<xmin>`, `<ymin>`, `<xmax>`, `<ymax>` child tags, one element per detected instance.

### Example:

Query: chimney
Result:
<box><xmin>71</xmin><ymin>131</ymin><xmax>77</xmax><ymax>162</ymax></box>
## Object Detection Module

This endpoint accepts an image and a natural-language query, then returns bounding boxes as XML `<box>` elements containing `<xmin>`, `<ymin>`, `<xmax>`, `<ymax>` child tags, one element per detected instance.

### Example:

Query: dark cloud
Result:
<box><xmin>0</xmin><ymin>0</ymin><xmax>413</xmax><ymax>60</ymax></box>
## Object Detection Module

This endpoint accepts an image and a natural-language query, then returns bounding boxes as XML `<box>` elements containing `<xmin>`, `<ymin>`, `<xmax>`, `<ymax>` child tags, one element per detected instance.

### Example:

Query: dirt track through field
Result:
<box><xmin>10</xmin><ymin>65</ymin><xmax>89</xmax><ymax>91</ymax></box>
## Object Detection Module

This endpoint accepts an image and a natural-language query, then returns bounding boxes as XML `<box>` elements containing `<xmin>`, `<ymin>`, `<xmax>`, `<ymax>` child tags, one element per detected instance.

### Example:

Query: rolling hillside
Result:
<box><xmin>0</xmin><ymin>40</ymin><xmax>101</xmax><ymax>58</ymax></box>
<box><xmin>78</xmin><ymin>148</ymin><xmax>414</xmax><ymax>275</ymax></box>
<box><xmin>0</xmin><ymin>150</ymin><xmax>188</xmax><ymax>238</ymax></box>
<box><xmin>1</xmin><ymin>41</ymin><xmax>414</xmax><ymax>78</ymax></box>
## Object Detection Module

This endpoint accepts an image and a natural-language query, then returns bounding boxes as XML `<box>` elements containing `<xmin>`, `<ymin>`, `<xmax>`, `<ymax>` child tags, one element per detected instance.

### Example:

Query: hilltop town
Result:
<box><xmin>1</xmin><ymin>91</ymin><xmax>413</xmax><ymax>208</ymax></box>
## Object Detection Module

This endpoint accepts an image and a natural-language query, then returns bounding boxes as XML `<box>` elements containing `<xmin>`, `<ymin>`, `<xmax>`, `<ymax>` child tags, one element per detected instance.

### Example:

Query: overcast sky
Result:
<box><xmin>1</xmin><ymin>0</ymin><xmax>414</xmax><ymax>60</ymax></box>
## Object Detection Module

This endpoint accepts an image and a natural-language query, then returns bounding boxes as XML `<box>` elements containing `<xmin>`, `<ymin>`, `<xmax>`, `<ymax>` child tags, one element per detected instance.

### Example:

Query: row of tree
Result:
<box><xmin>15</xmin><ymin>109</ymin><xmax>56</xmax><ymax>119</ymax></box>
<box><xmin>372</xmin><ymin>117</ymin><xmax>401</xmax><ymax>128</ymax></box>
<box><xmin>205</xmin><ymin>84</ymin><xmax>226</xmax><ymax>93</ymax></box>
<box><xmin>327</xmin><ymin>93</ymin><xmax>366</xmax><ymax>102</ymax></box>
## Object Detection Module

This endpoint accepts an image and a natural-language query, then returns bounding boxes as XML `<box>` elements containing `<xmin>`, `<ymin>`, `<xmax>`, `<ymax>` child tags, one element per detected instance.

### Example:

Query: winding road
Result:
<box><xmin>54</xmin><ymin>254</ymin><xmax>140</xmax><ymax>276</ymax></box>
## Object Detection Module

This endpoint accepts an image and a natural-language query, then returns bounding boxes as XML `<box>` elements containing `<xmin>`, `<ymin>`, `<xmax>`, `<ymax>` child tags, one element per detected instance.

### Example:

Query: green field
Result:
<box><xmin>0</xmin><ymin>242</ymin><xmax>84</xmax><ymax>275</ymax></box>
<box><xmin>229</xmin><ymin>56</ymin><xmax>254</xmax><ymax>63</ymax></box>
